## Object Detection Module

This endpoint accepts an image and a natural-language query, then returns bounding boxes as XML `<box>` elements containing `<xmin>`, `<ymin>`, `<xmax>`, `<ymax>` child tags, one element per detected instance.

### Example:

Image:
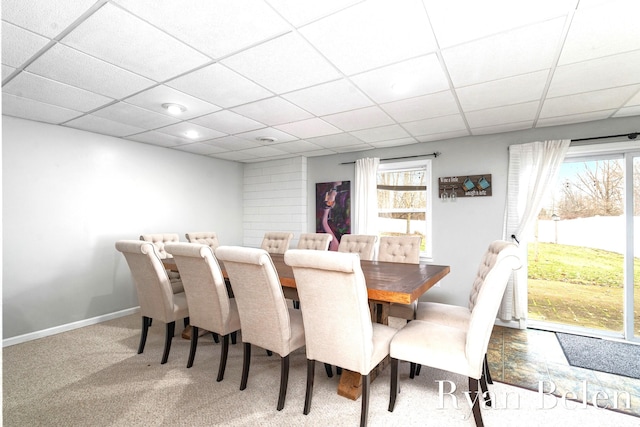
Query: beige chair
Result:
<box><xmin>140</xmin><ymin>233</ymin><xmax>184</xmax><ymax>294</ymax></box>
<box><xmin>214</xmin><ymin>246</ymin><xmax>305</xmax><ymax>411</ymax></box>
<box><xmin>260</xmin><ymin>232</ymin><xmax>293</xmax><ymax>254</ymax></box>
<box><xmin>185</xmin><ymin>232</ymin><xmax>220</xmax><ymax>250</ymax></box>
<box><xmin>337</xmin><ymin>234</ymin><xmax>378</xmax><ymax>260</ymax></box>
<box><xmin>115</xmin><ymin>240</ymin><xmax>189</xmax><ymax>364</ymax></box>
<box><xmin>284</xmin><ymin>249</ymin><xmax>397</xmax><ymax>427</ymax></box>
<box><xmin>379</xmin><ymin>235</ymin><xmax>422</xmax><ymax>321</ymax></box>
<box><xmin>388</xmin><ymin>241</ymin><xmax>521</xmax><ymax>427</ymax></box>
<box><xmin>296</xmin><ymin>233</ymin><xmax>332</xmax><ymax>251</ymax></box>
<box><xmin>164</xmin><ymin>242</ymin><xmax>240</xmax><ymax>381</ymax></box>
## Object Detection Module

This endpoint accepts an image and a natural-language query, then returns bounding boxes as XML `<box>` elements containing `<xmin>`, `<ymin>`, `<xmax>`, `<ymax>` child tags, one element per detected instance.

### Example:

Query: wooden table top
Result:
<box><xmin>163</xmin><ymin>252</ymin><xmax>449</xmax><ymax>305</ymax></box>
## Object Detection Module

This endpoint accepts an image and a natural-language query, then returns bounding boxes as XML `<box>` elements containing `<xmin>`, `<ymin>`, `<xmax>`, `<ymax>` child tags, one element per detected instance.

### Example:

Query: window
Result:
<box><xmin>377</xmin><ymin>159</ymin><xmax>432</xmax><ymax>258</ymax></box>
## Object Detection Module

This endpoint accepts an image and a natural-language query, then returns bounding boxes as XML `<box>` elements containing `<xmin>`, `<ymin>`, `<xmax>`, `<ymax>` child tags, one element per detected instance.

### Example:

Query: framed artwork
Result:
<box><xmin>316</xmin><ymin>181</ymin><xmax>350</xmax><ymax>251</ymax></box>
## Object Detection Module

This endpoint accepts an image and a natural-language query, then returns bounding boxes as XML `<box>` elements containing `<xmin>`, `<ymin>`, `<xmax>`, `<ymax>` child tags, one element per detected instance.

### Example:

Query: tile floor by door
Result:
<box><xmin>486</xmin><ymin>326</ymin><xmax>640</xmax><ymax>418</ymax></box>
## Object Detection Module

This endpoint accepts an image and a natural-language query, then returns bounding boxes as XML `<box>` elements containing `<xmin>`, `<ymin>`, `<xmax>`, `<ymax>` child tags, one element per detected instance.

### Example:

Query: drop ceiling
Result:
<box><xmin>2</xmin><ymin>0</ymin><xmax>640</xmax><ymax>163</ymax></box>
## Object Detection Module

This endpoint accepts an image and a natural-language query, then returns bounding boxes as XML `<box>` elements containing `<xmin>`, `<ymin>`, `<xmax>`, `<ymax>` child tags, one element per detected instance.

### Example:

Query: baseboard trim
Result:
<box><xmin>3</xmin><ymin>307</ymin><xmax>140</xmax><ymax>347</ymax></box>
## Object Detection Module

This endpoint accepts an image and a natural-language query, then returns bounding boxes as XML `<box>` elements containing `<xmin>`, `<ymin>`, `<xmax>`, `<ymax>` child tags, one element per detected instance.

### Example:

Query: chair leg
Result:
<box><xmin>388</xmin><ymin>358</ymin><xmax>399</xmax><ymax>412</ymax></box>
<box><xmin>138</xmin><ymin>316</ymin><xmax>150</xmax><ymax>354</ymax></box>
<box><xmin>266</xmin><ymin>350</ymin><xmax>273</xmax><ymax>356</ymax></box>
<box><xmin>161</xmin><ymin>321</ymin><xmax>175</xmax><ymax>364</ymax></box>
<box><xmin>231</xmin><ymin>331</ymin><xmax>237</xmax><ymax>345</ymax></box>
<box><xmin>183</xmin><ymin>317</ymin><xmax>190</xmax><ymax>328</ymax></box>
<box><xmin>360</xmin><ymin>373</ymin><xmax>370</xmax><ymax>427</ymax></box>
<box><xmin>469</xmin><ymin>377</ymin><xmax>484</xmax><ymax>427</ymax></box>
<box><xmin>336</xmin><ymin>367</ymin><xmax>342</xmax><ymax>375</ymax></box>
<box><xmin>240</xmin><ymin>343</ymin><xmax>251</xmax><ymax>390</ymax></box>
<box><xmin>212</xmin><ymin>332</ymin><xmax>220</xmax><ymax>344</ymax></box>
<box><xmin>409</xmin><ymin>362</ymin><xmax>416</xmax><ymax>379</ymax></box>
<box><xmin>304</xmin><ymin>359</ymin><xmax>315</xmax><ymax>415</ymax></box>
<box><xmin>324</xmin><ymin>363</ymin><xmax>333</xmax><ymax>378</ymax></box>
<box><xmin>415</xmin><ymin>364</ymin><xmax>421</xmax><ymax>376</ymax></box>
<box><xmin>293</xmin><ymin>300</ymin><xmax>300</xmax><ymax>309</ymax></box>
<box><xmin>217</xmin><ymin>334</ymin><xmax>230</xmax><ymax>382</ymax></box>
<box><xmin>479</xmin><ymin>369</ymin><xmax>491</xmax><ymax>407</ymax></box>
<box><xmin>187</xmin><ymin>326</ymin><xmax>199</xmax><ymax>368</ymax></box>
<box><xmin>484</xmin><ymin>354</ymin><xmax>493</xmax><ymax>385</ymax></box>
<box><xmin>277</xmin><ymin>355</ymin><xmax>290</xmax><ymax>411</ymax></box>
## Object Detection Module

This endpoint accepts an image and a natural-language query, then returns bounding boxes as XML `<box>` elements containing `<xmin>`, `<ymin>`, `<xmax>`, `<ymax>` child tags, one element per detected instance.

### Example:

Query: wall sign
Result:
<box><xmin>439</xmin><ymin>174</ymin><xmax>492</xmax><ymax>199</ymax></box>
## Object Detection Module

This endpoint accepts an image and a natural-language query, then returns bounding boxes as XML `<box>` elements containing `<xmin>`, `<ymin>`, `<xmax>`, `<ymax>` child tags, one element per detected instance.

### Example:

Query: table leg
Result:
<box><xmin>337</xmin><ymin>302</ymin><xmax>390</xmax><ymax>400</ymax></box>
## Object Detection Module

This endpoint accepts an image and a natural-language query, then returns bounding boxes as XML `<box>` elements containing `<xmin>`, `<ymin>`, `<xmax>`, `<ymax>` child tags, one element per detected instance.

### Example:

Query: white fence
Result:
<box><xmin>535</xmin><ymin>216</ymin><xmax>640</xmax><ymax>255</ymax></box>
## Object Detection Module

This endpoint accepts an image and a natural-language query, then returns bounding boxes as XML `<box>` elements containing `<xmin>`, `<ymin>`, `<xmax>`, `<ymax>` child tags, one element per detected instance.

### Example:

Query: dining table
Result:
<box><xmin>163</xmin><ymin>252</ymin><xmax>450</xmax><ymax>400</ymax></box>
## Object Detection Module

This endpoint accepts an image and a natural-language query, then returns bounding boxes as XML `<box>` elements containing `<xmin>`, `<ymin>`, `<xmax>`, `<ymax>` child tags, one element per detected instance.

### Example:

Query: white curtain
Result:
<box><xmin>499</xmin><ymin>140</ymin><xmax>570</xmax><ymax>323</ymax></box>
<box><xmin>354</xmin><ymin>157</ymin><xmax>380</xmax><ymax>235</ymax></box>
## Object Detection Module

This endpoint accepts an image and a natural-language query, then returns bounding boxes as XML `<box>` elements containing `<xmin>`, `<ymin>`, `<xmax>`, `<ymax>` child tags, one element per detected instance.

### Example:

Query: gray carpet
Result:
<box><xmin>556</xmin><ymin>333</ymin><xmax>640</xmax><ymax>380</ymax></box>
<box><xmin>4</xmin><ymin>315</ymin><xmax>640</xmax><ymax>426</ymax></box>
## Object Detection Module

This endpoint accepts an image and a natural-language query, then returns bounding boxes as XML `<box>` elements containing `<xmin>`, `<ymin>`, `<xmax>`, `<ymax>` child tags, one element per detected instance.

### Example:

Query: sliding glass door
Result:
<box><xmin>631</xmin><ymin>155</ymin><xmax>640</xmax><ymax>340</ymax></box>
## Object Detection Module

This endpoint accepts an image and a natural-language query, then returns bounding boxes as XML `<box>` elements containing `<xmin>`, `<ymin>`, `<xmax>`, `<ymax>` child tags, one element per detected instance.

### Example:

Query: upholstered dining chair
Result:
<box><xmin>164</xmin><ymin>242</ymin><xmax>240</xmax><ymax>381</ymax></box>
<box><xmin>284</xmin><ymin>249</ymin><xmax>397</xmax><ymax>427</ymax></box>
<box><xmin>140</xmin><ymin>233</ymin><xmax>184</xmax><ymax>294</ymax></box>
<box><xmin>296</xmin><ymin>233</ymin><xmax>333</xmax><ymax>251</ymax></box>
<box><xmin>185</xmin><ymin>231</ymin><xmax>220</xmax><ymax>250</ymax></box>
<box><xmin>214</xmin><ymin>246</ymin><xmax>305</xmax><ymax>411</ymax></box>
<box><xmin>379</xmin><ymin>235</ymin><xmax>422</xmax><ymax>321</ymax></box>
<box><xmin>412</xmin><ymin>240</ymin><xmax>517</xmax><ymax>380</ymax></box>
<box><xmin>260</xmin><ymin>232</ymin><xmax>293</xmax><ymax>254</ymax></box>
<box><xmin>388</xmin><ymin>241</ymin><xmax>520</xmax><ymax>427</ymax></box>
<box><xmin>337</xmin><ymin>234</ymin><xmax>378</xmax><ymax>260</ymax></box>
<box><xmin>115</xmin><ymin>240</ymin><xmax>189</xmax><ymax>364</ymax></box>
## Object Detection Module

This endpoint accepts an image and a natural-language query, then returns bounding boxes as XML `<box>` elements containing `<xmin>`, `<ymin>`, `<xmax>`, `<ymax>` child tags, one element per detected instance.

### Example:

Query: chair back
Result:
<box><xmin>378</xmin><ymin>236</ymin><xmax>421</xmax><ymax>264</ymax></box>
<box><xmin>465</xmin><ymin>241</ymin><xmax>521</xmax><ymax>377</ymax></box>
<box><xmin>296</xmin><ymin>233</ymin><xmax>332</xmax><ymax>250</ymax></box>
<box><xmin>165</xmin><ymin>242</ymin><xmax>234</xmax><ymax>334</ymax></box>
<box><xmin>467</xmin><ymin>240</ymin><xmax>518</xmax><ymax>311</ymax></box>
<box><xmin>337</xmin><ymin>234</ymin><xmax>378</xmax><ymax>260</ymax></box>
<box><xmin>116</xmin><ymin>240</ymin><xmax>181</xmax><ymax>322</ymax></box>
<box><xmin>215</xmin><ymin>246</ymin><xmax>293</xmax><ymax>355</ymax></box>
<box><xmin>140</xmin><ymin>233</ymin><xmax>180</xmax><ymax>259</ymax></box>
<box><xmin>284</xmin><ymin>249</ymin><xmax>373</xmax><ymax>374</ymax></box>
<box><xmin>185</xmin><ymin>232</ymin><xmax>220</xmax><ymax>250</ymax></box>
<box><xmin>260</xmin><ymin>232</ymin><xmax>293</xmax><ymax>254</ymax></box>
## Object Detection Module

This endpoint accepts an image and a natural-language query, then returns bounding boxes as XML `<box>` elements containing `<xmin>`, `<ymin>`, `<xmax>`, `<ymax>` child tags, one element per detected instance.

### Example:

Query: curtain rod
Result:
<box><xmin>340</xmin><ymin>151</ymin><xmax>441</xmax><ymax>165</ymax></box>
<box><xmin>571</xmin><ymin>132</ymin><xmax>638</xmax><ymax>144</ymax></box>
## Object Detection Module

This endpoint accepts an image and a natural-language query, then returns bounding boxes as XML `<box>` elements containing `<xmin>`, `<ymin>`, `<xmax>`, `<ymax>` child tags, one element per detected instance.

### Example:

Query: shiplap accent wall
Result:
<box><xmin>243</xmin><ymin>156</ymin><xmax>308</xmax><ymax>249</ymax></box>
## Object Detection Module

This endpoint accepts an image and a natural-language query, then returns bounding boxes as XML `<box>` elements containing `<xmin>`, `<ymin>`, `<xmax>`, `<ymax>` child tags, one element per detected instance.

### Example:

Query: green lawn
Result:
<box><xmin>527</xmin><ymin>242</ymin><xmax>640</xmax><ymax>334</ymax></box>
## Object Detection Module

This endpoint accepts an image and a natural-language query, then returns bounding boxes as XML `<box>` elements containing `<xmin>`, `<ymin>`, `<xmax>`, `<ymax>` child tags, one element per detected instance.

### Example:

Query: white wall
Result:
<box><xmin>243</xmin><ymin>157</ymin><xmax>308</xmax><ymax>248</ymax></box>
<box><xmin>307</xmin><ymin>116</ymin><xmax>640</xmax><ymax>308</ymax></box>
<box><xmin>2</xmin><ymin>117</ymin><xmax>244</xmax><ymax>340</ymax></box>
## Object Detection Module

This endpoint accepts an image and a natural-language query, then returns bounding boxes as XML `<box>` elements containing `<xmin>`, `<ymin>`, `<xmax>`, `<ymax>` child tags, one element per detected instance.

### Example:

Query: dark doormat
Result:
<box><xmin>556</xmin><ymin>332</ymin><xmax>640</xmax><ymax>380</ymax></box>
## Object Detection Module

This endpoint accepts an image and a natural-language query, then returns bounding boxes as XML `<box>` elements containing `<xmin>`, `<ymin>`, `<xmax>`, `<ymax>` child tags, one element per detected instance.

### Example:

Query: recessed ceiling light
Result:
<box><xmin>184</xmin><ymin>130</ymin><xmax>199</xmax><ymax>139</ymax></box>
<box><xmin>162</xmin><ymin>103</ymin><xmax>187</xmax><ymax>115</ymax></box>
<box><xmin>256</xmin><ymin>136</ymin><xmax>278</xmax><ymax>143</ymax></box>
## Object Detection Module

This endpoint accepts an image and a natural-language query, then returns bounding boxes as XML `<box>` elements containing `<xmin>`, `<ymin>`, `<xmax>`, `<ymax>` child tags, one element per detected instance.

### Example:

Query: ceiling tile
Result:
<box><xmin>613</xmin><ymin>105</ymin><xmax>640</xmax><ymax>118</ymax></box>
<box><xmin>537</xmin><ymin>110</ymin><xmax>617</xmax><ymax>127</ymax></box>
<box><xmin>471</xmin><ymin>121</ymin><xmax>534</xmax><ymax>135</ymax></box>
<box><xmin>26</xmin><ymin>43</ymin><xmax>156</xmax><ymax>99</ymax></box>
<box><xmin>369</xmin><ymin>137</ymin><xmax>418</xmax><ymax>149</ymax></box>
<box><xmin>424</xmin><ymin>0</ymin><xmax>578</xmax><ymax>48</ymax></box>
<box><xmin>231</xmin><ymin>97</ymin><xmax>313</xmax><ymax>125</ymax></box>
<box><xmin>209</xmin><ymin>150</ymin><xmax>261</xmax><ymax>162</ymax></box>
<box><xmin>92</xmin><ymin>102</ymin><xmax>180</xmax><ymax>129</ymax></box>
<box><xmin>442</xmin><ymin>18</ymin><xmax>565</xmax><ymax>87</ymax></box>
<box><xmin>269</xmin><ymin>140</ymin><xmax>326</xmax><ymax>154</ymax></box>
<box><xmin>350</xmin><ymin>54</ymin><xmax>449</xmax><ymax>104</ymax></box>
<box><xmin>191</xmin><ymin>110</ymin><xmax>265</xmax><ymax>135</ymax></box>
<box><xmin>283</xmin><ymin>79</ymin><xmax>373</xmax><ymax>116</ymax></box>
<box><xmin>125</xmin><ymin>131</ymin><xmax>192</xmax><ymax>147</ymax></box>
<box><xmin>332</xmin><ymin>143</ymin><xmax>375</xmax><ymax>154</ymax></box>
<box><xmin>62</xmin><ymin>3</ymin><xmax>210</xmax><ymax>82</ymax></box>
<box><xmin>417</xmin><ymin>129</ymin><xmax>469</xmax><ymax>143</ymax></box>
<box><xmin>64</xmin><ymin>114</ymin><xmax>145</xmax><ymax>137</ymax></box>
<box><xmin>170</xmin><ymin>142</ymin><xmax>227</xmax><ymax>156</ymax></box>
<box><xmin>1</xmin><ymin>0</ymin><xmax>98</xmax><ymax>38</ymax></box>
<box><xmin>456</xmin><ymin>71</ymin><xmax>548</xmax><ymax>112</ymax></box>
<box><xmin>306</xmin><ymin>133</ymin><xmax>365</xmax><ymax>149</ymax></box>
<box><xmin>402</xmin><ymin>114</ymin><xmax>467</xmax><ymax>137</ymax></box>
<box><xmin>275</xmin><ymin>118</ymin><xmax>341</xmax><ymax>139</ymax></box>
<box><xmin>322</xmin><ymin>106</ymin><xmax>395</xmax><ymax>131</ymax></box>
<box><xmin>166</xmin><ymin>63</ymin><xmax>273</xmax><ymax>108</ymax></box>
<box><xmin>350</xmin><ymin>124</ymin><xmax>410</xmax><ymax>143</ymax></box>
<box><xmin>465</xmin><ymin>101</ymin><xmax>539</xmax><ymax>128</ymax></box>
<box><xmin>559</xmin><ymin>0</ymin><xmax>640</xmax><ymax>65</ymax></box>
<box><xmin>299</xmin><ymin>0</ymin><xmax>437</xmax><ymax>75</ymax></box>
<box><xmin>2</xmin><ymin>22</ymin><xmax>50</xmax><ymax>68</ymax></box>
<box><xmin>156</xmin><ymin>122</ymin><xmax>226</xmax><ymax>142</ymax></box>
<box><xmin>222</xmin><ymin>32</ymin><xmax>342</xmax><ymax>94</ymax></box>
<box><xmin>266</xmin><ymin>0</ymin><xmax>362</xmax><ymax>27</ymax></box>
<box><xmin>2</xmin><ymin>93</ymin><xmax>82</xmax><ymax>124</ymax></box>
<box><xmin>124</xmin><ymin>85</ymin><xmax>221</xmax><ymax>119</ymax></box>
<box><xmin>234</xmin><ymin>127</ymin><xmax>298</xmax><ymax>144</ymax></box>
<box><xmin>237</xmin><ymin>145</ymin><xmax>290</xmax><ymax>158</ymax></box>
<box><xmin>381</xmin><ymin>91</ymin><xmax>460</xmax><ymax>123</ymax></box>
<box><xmin>548</xmin><ymin>50</ymin><xmax>640</xmax><ymax>98</ymax></box>
<box><xmin>3</xmin><ymin>72</ymin><xmax>112</xmax><ymax>111</ymax></box>
<box><xmin>201</xmin><ymin>136</ymin><xmax>262</xmax><ymax>151</ymax></box>
<box><xmin>540</xmin><ymin>85</ymin><xmax>640</xmax><ymax>118</ymax></box>
<box><xmin>114</xmin><ymin>0</ymin><xmax>291</xmax><ymax>59</ymax></box>
<box><xmin>2</xmin><ymin>65</ymin><xmax>17</xmax><ymax>80</ymax></box>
